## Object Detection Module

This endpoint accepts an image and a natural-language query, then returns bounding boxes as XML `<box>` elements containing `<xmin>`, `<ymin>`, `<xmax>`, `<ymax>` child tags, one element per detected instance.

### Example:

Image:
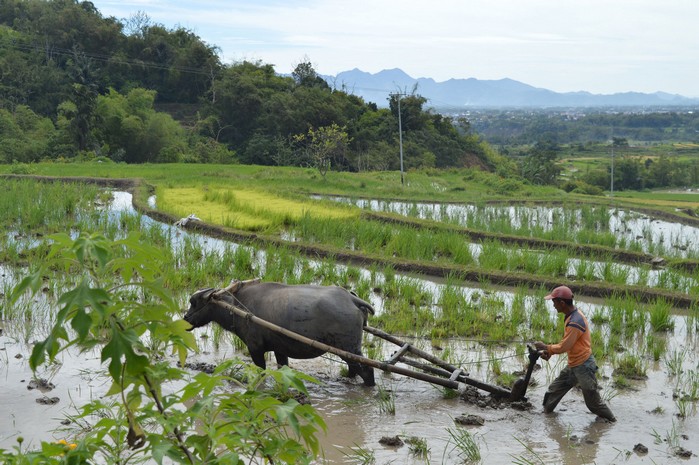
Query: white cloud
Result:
<box><xmin>91</xmin><ymin>0</ymin><xmax>699</xmax><ymax>96</ymax></box>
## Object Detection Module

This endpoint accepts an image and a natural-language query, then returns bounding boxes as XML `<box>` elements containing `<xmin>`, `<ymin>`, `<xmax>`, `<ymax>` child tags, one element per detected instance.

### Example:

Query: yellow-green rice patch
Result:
<box><xmin>158</xmin><ymin>187</ymin><xmax>357</xmax><ymax>231</ymax></box>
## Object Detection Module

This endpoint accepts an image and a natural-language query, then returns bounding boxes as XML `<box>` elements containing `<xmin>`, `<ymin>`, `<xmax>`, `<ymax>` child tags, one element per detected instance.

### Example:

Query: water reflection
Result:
<box><xmin>314</xmin><ymin>195</ymin><xmax>699</xmax><ymax>259</ymax></box>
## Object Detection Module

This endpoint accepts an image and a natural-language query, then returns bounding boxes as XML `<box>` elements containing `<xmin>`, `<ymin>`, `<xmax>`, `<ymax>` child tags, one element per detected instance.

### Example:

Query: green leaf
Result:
<box><xmin>102</xmin><ymin>327</ymin><xmax>148</xmax><ymax>380</ymax></box>
<box><xmin>71</xmin><ymin>307</ymin><xmax>93</xmax><ymax>342</ymax></box>
<box><xmin>58</xmin><ymin>281</ymin><xmax>110</xmax><ymax>321</ymax></box>
<box><xmin>9</xmin><ymin>273</ymin><xmax>43</xmax><ymax>305</ymax></box>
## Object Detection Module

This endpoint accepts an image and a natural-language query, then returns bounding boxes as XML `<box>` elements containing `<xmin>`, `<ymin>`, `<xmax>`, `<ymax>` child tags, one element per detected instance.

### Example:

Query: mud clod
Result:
<box><xmin>633</xmin><ymin>443</ymin><xmax>648</xmax><ymax>454</ymax></box>
<box><xmin>36</xmin><ymin>397</ymin><xmax>60</xmax><ymax>405</ymax></box>
<box><xmin>675</xmin><ymin>447</ymin><xmax>693</xmax><ymax>458</ymax></box>
<box><xmin>454</xmin><ymin>414</ymin><xmax>485</xmax><ymax>426</ymax></box>
<box><xmin>379</xmin><ymin>436</ymin><xmax>404</xmax><ymax>447</ymax></box>
<box><xmin>184</xmin><ymin>362</ymin><xmax>216</xmax><ymax>374</ymax></box>
<box><xmin>459</xmin><ymin>385</ymin><xmax>533</xmax><ymax>411</ymax></box>
<box><xmin>27</xmin><ymin>378</ymin><xmax>55</xmax><ymax>392</ymax></box>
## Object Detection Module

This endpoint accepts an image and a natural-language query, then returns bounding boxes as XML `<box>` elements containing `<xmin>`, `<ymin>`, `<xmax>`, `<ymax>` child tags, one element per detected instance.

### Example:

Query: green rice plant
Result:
<box><xmin>383</xmin><ymin>264</ymin><xmax>396</xmax><ymax>284</ymax></box>
<box><xmin>646</xmin><ymin>334</ymin><xmax>667</xmax><ymax>361</ymax></box>
<box><xmin>538</xmin><ymin>250</ymin><xmax>568</xmax><ymax>277</ymax></box>
<box><xmin>364</xmin><ymin>337</ymin><xmax>382</xmax><ymax>361</ymax></box>
<box><xmin>589</xmin><ymin>307</ymin><xmax>609</xmax><ymax>325</ymax></box>
<box><xmin>613</xmin><ymin>354</ymin><xmax>647</xmax><ymax>379</ymax></box>
<box><xmin>445</xmin><ymin>427</ymin><xmax>481</xmax><ymax>464</ymax></box>
<box><xmin>405</xmin><ymin>436</ymin><xmax>430</xmax><ymax>459</ymax></box>
<box><xmin>687</xmin><ymin>306</ymin><xmax>699</xmax><ymax>336</ymax></box>
<box><xmin>601</xmin><ymin>380</ymin><xmax>620</xmax><ymax>403</ymax></box>
<box><xmin>445</xmin><ymin>233</ymin><xmax>476</xmax><ymax>266</ymax></box>
<box><xmin>509</xmin><ymin>287</ymin><xmax>529</xmax><ymax>328</ymax></box>
<box><xmin>675</xmin><ymin>394</ymin><xmax>692</xmax><ymax>418</ymax></box>
<box><xmin>489</xmin><ymin>354</ymin><xmax>502</xmax><ymax>379</ymax></box>
<box><xmin>439</xmin><ymin>387</ymin><xmax>460</xmax><ymax>399</ymax></box>
<box><xmin>573</xmin><ymin>258</ymin><xmax>596</xmax><ymax>281</ymax></box>
<box><xmin>665</xmin><ymin>349</ymin><xmax>685</xmax><ymax>376</ymax></box>
<box><xmin>634</xmin><ymin>266</ymin><xmax>650</xmax><ymax>287</ymax></box>
<box><xmin>649</xmin><ymin>300</ymin><xmax>675</xmax><ymax>332</ymax></box>
<box><xmin>612</xmin><ymin>374</ymin><xmax>632</xmax><ymax>389</ymax></box>
<box><xmin>376</xmin><ymin>383</ymin><xmax>396</xmax><ymax>414</ymax></box>
<box><xmin>655</xmin><ymin>420</ymin><xmax>681</xmax><ymax>449</ymax></box>
<box><xmin>510</xmin><ymin>436</ymin><xmax>546</xmax><ymax>465</ymax></box>
<box><xmin>477</xmin><ymin>240</ymin><xmax>510</xmax><ymax>271</ymax></box>
<box><xmin>342</xmin><ymin>444</ymin><xmax>376</xmax><ymax>465</ymax></box>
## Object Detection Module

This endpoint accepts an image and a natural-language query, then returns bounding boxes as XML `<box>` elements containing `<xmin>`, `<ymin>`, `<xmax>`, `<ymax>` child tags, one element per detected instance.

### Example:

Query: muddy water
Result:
<box><xmin>1</xmin><ymin>192</ymin><xmax>698</xmax><ymax>463</ymax></box>
<box><xmin>186</xmin><ymin>323</ymin><xmax>698</xmax><ymax>465</ymax></box>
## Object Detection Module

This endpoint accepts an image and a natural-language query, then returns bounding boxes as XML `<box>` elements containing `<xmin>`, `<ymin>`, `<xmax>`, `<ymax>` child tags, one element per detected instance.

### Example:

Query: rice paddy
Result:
<box><xmin>0</xmin><ymin>175</ymin><xmax>698</xmax><ymax>464</ymax></box>
<box><xmin>158</xmin><ymin>186</ymin><xmax>357</xmax><ymax>231</ymax></box>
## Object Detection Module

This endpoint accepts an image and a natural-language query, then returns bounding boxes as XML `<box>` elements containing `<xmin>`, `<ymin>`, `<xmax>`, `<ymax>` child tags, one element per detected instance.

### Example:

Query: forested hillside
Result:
<box><xmin>0</xmin><ymin>0</ymin><xmax>505</xmax><ymax>173</ymax></box>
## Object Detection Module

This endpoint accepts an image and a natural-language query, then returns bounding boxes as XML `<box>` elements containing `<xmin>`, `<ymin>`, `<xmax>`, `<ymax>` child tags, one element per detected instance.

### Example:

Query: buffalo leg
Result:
<box><xmin>250</xmin><ymin>351</ymin><xmax>267</xmax><ymax>369</ymax></box>
<box><xmin>359</xmin><ymin>365</ymin><xmax>375</xmax><ymax>386</ymax></box>
<box><xmin>274</xmin><ymin>351</ymin><xmax>289</xmax><ymax>367</ymax></box>
<box><xmin>342</xmin><ymin>357</ymin><xmax>375</xmax><ymax>387</ymax></box>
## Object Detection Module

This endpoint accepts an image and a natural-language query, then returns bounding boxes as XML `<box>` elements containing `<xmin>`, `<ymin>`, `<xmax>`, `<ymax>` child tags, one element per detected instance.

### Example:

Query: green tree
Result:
<box><xmin>0</xmin><ymin>105</ymin><xmax>55</xmax><ymax>162</ymax></box>
<box><xmin>94</xmin><ymin>88</ymin><xmax>184</xmax><ymax>162</ymax></box>
<box><xmin>612</xmin><ymin>157</ymin><xmax>643</xmax><ymax>190</ymax></box>
<box><xmin>291</xmin><ymin>60</ymin><xmax>330</xmax><ymax>89</ymax></box>
<box><xmin>293</xmin><ymin>124</ymin><xmax>350</xmax><ymax>178</ymax></box>
<box><xmin>519</xmin><ymin>139</ymin><xmax>561</xmax><ymax>185</ymax></box>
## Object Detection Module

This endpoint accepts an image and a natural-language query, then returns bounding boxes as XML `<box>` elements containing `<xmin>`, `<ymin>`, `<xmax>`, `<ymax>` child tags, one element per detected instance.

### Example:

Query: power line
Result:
<box><xmin>0</xmin><ymin>36</ymin><xmax>214</xmax><ymax>76</ymax></box>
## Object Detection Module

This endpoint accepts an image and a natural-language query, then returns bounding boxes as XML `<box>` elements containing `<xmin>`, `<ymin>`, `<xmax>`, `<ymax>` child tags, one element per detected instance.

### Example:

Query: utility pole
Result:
<box><xmin>390</xmin><ymin>92</ymin><xmax>406</xmax><ymax>185</ymax></box>
<box><xmin>610</xmin><ymin>128</ymin><xmax>614</xmax><ymax>198</ymax></box>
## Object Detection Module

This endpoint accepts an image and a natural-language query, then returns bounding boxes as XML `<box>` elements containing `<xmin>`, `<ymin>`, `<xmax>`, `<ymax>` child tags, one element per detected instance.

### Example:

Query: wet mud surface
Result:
<box><xmin>5</xmin><ymin>333</ymin><xmax>695</xmax><ymax>464</ymax></box>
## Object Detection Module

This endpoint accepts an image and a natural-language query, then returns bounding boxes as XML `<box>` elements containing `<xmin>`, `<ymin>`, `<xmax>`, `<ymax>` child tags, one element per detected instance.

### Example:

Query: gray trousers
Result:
<box><xmin>543</xmin><ymin>355</ymin><xmax>616</xmax><ymax>421</ymax></box>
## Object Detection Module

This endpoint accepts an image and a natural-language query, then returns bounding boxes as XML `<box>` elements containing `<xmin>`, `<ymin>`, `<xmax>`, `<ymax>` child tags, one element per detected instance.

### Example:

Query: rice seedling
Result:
<box><xmin>405</xmin><ymin>436</ymin><xmax>430</xmax><ymax>459</ymax></box>
<box><xmin>438</xmin><ymin>386</ymin><xmax>460</xmax><ymax>399</ymax></box>
<box><xmin>601</xmin><ymin>380</ymin><xmax>620</xmax><ymax>403</ymax></box>
<box><xmin>649</xmin><ymin>300</ymin><xmax>675</xmax><ymax>332</ymax></box>
<box><xmin>665</xmin><ymin>349</ymin><xmax>686</xmax><ymax>376</ymax></box>
<box><xmin>445</xmin><ymin>427</ymin><xmax>481</xmax><ymax>464</ymax></box>
<box><xmin>646</xmin><ymin>334</ymin><xmax>667</xmax><ymax>362</ymax></box>
<box><xmin>675</xmin><ymin>394</ymin><xmax>692</xmax><ymax>418</ymax></box>
<box><xmin>572</xmin><ymin>258</ymin><xmax>596</xmax><ymax>281</ymax></box>
<box><xmin>364</xmin><ymin>337</ymin><xmax>383</xmax><ymax>361</ymax></box>
<box><xmin>538</xmin><ymin>250</ymin><xmax>568</xmax><ymax>277</ymax></box>
<box><xmin>342</xmin><ymin>444</ymin><xmax>376</xmax><ymax>465</ymax></box>
<box><xmin>510</xmin><ymin>436</ymin><xmax>546</xmax><ymax>465</ymax></box>
<box><xmin>478</xmin><ymin>240</ymin><xmax>510</xmax><ymax>271</ymax></box>
<box><xmin>376</xmin><ymin>383</ymin><xmax>396</xmax><ymax>414</ymax></box>
<box><xmin>613</xmin><ymin>354</ymin><xmax>647</xmax><ymax>380</ymax></box>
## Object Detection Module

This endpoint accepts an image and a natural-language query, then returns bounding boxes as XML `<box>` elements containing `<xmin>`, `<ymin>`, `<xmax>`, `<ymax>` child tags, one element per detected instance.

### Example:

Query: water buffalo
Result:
<box><xmin>184</xmin><ymin>279</ymin><xmax>375</xmax><ymax>386</ymax></box>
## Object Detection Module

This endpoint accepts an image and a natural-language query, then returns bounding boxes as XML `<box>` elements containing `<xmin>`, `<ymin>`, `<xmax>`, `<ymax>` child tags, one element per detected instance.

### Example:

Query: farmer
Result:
<box><xmin>534</xmin><ymin>285</ymin><xmax>616</xmax><ymax>422</ymax></box>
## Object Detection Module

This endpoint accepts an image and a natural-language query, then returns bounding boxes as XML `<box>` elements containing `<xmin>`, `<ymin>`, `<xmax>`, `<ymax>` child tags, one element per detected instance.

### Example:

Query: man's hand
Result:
<box><xmin>534</xmin><ymin>341</ymin><xmax>547</xmax><ymax>351</ymax></box>
<box><xmin>540</xmin><ymin>350</ymin><xmax>551</xmax><ymax>361</ymax></box>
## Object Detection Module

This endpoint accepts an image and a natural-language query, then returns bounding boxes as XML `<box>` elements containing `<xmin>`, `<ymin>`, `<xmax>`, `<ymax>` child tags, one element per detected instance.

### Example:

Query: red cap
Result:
<box><xmin>544</xmin><ymin>285</ymin><xmax>574</xmax><ymax>300</ymax></box>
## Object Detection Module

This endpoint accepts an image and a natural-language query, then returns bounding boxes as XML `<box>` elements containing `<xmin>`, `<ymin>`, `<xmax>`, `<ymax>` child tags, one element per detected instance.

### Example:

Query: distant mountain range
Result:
<box><xmin>324</xmin><ymin>68</ymin><xmax>699</xmax><ymax>109</ymax></box>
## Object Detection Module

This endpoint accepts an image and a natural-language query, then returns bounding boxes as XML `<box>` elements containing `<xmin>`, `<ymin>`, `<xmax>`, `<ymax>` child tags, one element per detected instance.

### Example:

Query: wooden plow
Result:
<box><xmin>212</xmin><ymin>296</ymin><xmax>533</xmax><ymax>401</ymax></box>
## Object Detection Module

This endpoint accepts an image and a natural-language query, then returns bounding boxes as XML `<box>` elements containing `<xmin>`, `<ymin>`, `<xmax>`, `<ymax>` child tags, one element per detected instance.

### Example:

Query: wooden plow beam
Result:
<box><xmin>212</xmin><ymin>296</ymin><xmax>512</xmax><ymax>399</ymax></box>
<box><xmin>364</xmin><ymin>326</ymin><xmax>512</xmax><ymax>399</ymax></box>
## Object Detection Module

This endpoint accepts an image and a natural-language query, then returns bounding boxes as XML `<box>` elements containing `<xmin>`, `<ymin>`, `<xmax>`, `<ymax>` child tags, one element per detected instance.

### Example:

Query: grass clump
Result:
<box><xmin>613</xmin><ymin>354</ymin><xmax>648</xmax><ymax>380</ymax></box>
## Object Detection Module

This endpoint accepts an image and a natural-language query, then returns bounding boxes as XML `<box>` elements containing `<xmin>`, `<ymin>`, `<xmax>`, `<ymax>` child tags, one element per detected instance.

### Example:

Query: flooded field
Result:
<box><xmin>1</xmin><ymin>190</ymin><xmax>698</xmax><ymax>464</ymax></box>
<box><xmin>317</xmin><ymin>196</ymin><xmax>699</xmax><ymax>259</ymax></box>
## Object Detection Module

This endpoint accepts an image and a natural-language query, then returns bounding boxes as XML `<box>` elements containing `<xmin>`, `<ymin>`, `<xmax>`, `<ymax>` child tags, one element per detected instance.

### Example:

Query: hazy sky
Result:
<box><xmin>90</xmin><ymin>0</ymin><xmax>698</xmax><ymax>97</ymax></box>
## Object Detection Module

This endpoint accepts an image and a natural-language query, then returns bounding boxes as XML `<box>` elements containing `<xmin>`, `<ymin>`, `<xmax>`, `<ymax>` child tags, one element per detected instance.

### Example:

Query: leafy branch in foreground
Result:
<box><xmin>3</xmin><ymin>232</ymin><xmax>325</xmax><ymax>464</ymax></box>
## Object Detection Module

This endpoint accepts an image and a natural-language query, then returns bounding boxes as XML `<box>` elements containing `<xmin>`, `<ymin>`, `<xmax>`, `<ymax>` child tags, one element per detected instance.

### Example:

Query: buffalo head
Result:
<box><xmin>183</xmin><ymin>287</ymin><xmax>217</xmax><ymax>330</ymax></box>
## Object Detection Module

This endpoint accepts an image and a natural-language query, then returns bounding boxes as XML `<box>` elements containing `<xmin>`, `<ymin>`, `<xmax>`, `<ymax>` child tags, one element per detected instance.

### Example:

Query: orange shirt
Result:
<box><xmin>547</xmin><ymin>308</ymin><xmax>592</xmax><ymax>367</ymax></box>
